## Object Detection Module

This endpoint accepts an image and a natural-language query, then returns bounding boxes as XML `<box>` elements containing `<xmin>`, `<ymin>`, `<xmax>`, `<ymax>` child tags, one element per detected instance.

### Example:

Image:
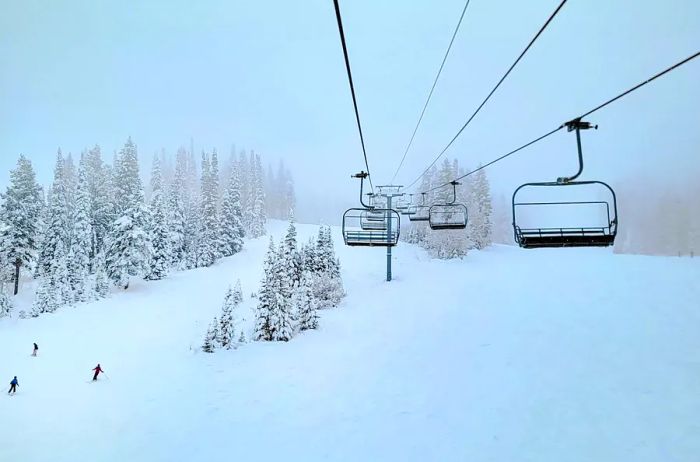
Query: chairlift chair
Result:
<box><xmin>360</xmin><ymin>209</ymin><xmax>388</xmax><ymax>230</ymax></box>
<box><xmin>511</xmin><ymin>119</ymin><xmax>618</xmax><ymax>248</ymax></box>
<box><xmin>428</xmin><ymin>181</ymin><xmax>468</xmax><ymax>230</ymax></box>
<box><xmin>342</xmin><ymin>172</ymin><xmax>400</xmax><ymax>247</ymax></box>
<box><xmin>408</xmin><ymin>193</ymin><xmax>430</xmax><ymax>222</ymax></box>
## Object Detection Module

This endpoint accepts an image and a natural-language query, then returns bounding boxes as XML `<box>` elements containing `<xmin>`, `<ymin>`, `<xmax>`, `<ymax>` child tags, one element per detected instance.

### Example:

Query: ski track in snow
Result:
<box><xmin>1</xmin><ymin>220</ymin><xmax>699</xmax><ymax>461</ymax></box>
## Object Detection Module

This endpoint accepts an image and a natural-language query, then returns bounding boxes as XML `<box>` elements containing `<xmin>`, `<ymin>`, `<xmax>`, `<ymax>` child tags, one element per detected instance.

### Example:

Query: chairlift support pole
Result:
<box><xmin>377</xmin><ymin>185</ymin><xmax>404</xmax><ymax>282</ymax></box>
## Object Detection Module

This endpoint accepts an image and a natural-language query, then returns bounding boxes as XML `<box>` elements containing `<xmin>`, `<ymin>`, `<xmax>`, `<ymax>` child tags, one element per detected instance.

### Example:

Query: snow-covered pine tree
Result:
<box><xmin>93</xmin><ymin>251</ymin><xmax>110</xmax><ymax>298</ymax></box>
<box><xmin>105</xmin><ymin>139</ymin><xmax>150</xmax><ymax>289</ymax></box>
<box><xmin>84</xmin><ymin>145</ymin><xmax>114</xmax><ymax>261</ymax></box>
<box><xmin>68</xmin><ymin>156</ymin><xmax>92</xmax><ymax>302</ymax></box>
<box><xmin>267</xmin><ymin>240</ymin><xmax>295</xmax><ymax>341</ymax></box>
<box><xmin>0</xmin><ymin>155</ymin><xmax>43</xmax><ymax>294</ymax></box>
<box><xmin>470</xmin><ymin>168</ymin><xmax>493</xmax><ymax>250</ymax></box>
<box><xmin>254</xmin><ymin>237</ymin><xmax>277</xmax><ymax>341</ymax></box>
<box><xmin>84</xmin><ymin>146</ymin><xmax>113</xmax><ymax>262</ymax></box>
<box><xmin>251</xmin><ymin>154</ymin><xmax>267</xmax><ymax>238</ymax></box>
<box><xmin>232</xmin><ymin>278</ymin><xmax>243</xmax><ymax>305</ymax></box>
<box><xmin>309</xmin><ymin>226</ymin><xmax>345</xmax><ymax>309</ymax></box>
<box><xmin>167</xmin><ymin>148</ymin><xmax>189</xmax><ymax>268</ymax></box>
<box><xmin>105</xmin><ymin>216</ymin><xmax>150</xmax><ymax>289</ymax></box>
<box><xmin>282</xmin><ymin>212</ymin><xmax>302</xmax><ymax>287</ymax></box>
<box><xmin>50</xmin><ymin>239</ymin><xmax>72</xmax><ymax>306</ymax></box>
<box><xmin>219</xmin><ymin>286</ymin><xmax>238</xmax><ymax>349</ymax></box>
<box><xmin>220</xmin><ymin>159</ymin><xmax>245</xmax><ymax>256</ymax></box>
<box><xmin>31</xmin><ymin>277</ymin><xmax>59</xmax><ymax>316</ymax></box>
<box><xmin>37</xmin><ymin>151</ymin><xmax>72</xmax><ymax>278</ymax></box>
<box><xmin>146</xmin><ymin>156</ymin><xmax>171</xmax><ymax>280</ymax></box>
<box><xmin>295</xmin><ymin>273</ymin><xmax>318</xmax><ymax>331</ymax></box>
<box><xmin>197</xmin><ymin>152</ymin><xmax>222</xmax><ymax>267</ymax></box>
<box><xmin>0</xmin><ymin>290</ymin><xmax>12</xmax><ymax>318</ymax></box>
<box><xmin>202</xmin><ymin>318</ymin><xmax>218</xmax><ymax>353</ymax></box>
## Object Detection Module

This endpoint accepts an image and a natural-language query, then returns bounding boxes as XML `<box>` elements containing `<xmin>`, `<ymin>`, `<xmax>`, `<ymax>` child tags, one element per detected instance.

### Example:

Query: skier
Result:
<box><xmin>32</xmin><ymin>342</ymin><xmax>38</xmax><ymax>356</ymax></box>
<box><xmin>92</xmin><ymin>364</ymin><xmax>104</xmax><ymax>381</ymax></box>
<box><xmin>7</xmin><ymin>376</ymin><xmax>18</xmax><ymax>394</ymax></box>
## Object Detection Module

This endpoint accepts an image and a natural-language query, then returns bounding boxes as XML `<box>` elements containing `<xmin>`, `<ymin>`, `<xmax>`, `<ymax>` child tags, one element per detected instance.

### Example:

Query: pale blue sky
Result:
<box><xmin>1</xmin><ymin>0</ymin><xmax>698</xmax><ymax>219</ymax></box>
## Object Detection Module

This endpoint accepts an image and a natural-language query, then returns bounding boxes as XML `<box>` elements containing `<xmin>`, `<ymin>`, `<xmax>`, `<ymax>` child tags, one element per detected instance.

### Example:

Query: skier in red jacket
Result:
<box><xmin>92</xmin><ymin>364</ymin><xmax>104</xmax><ymax>381</ymax></box>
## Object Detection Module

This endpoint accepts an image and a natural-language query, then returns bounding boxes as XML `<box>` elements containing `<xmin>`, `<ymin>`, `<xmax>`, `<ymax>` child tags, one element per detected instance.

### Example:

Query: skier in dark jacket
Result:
<box><xmin>92</xmin><ymin>364</ymin><xmax>104</xmax><ymax>381</ymax></box>
<box><xmin>8</xmin><ymin>376</ymin><xmax>18</xmax><ymax>394</ymax></box>
<box><xmin>32</xmin><ymin>342</ymin><xmax>38</xmax><ymax>356</ymax></box>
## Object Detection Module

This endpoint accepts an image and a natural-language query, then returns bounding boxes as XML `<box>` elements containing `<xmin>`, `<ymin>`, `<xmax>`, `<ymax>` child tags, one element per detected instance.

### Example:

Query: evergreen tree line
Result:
<box><xmin>253</xmin><ymin>220</ymin><xmax>344</xmax><ymax>343</ymax></box>
<box><xmin>402</xmin><ymin>158</ymin><xmax>493</xmax><ymax>258</ymax></box>
<box><xmin>0</xmin><ymin>139</ymin><xmax>278</xmax><ymax>318</ymax></box>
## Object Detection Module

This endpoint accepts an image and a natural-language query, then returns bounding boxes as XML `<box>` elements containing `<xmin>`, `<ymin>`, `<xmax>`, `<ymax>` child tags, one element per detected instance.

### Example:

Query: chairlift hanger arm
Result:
<box><xmin>351</xmin><ymin>171</ymin><xmax>373</xmax><ymax>208</ymax></box>
<box><xmin>557</xmin><ymin>119</ymin><xmax>597</xmax><ymax>184</ymax></box>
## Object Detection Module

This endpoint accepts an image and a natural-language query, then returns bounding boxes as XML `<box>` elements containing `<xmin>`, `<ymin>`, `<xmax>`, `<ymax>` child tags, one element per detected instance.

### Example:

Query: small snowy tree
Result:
<box><xmin>31</xmin><ymin>277</ymin><xmax>59</xmax><ymax>316</ymax></box>
<box><xmin>0</xmin><ymin>290</ymin><xmax>12</xmax><ymax>318</ymax></box>
<box><xmin>202</xmin><ymin>318</ymin><xmax>218</xmax><ymax>353</ymax></box>
<box><xmin>219</xmin><ymin>286</ymin><xmax>238</xmax><ymax>349</ymax></box>
<box><xmin>295</xmin><ymin>273</ymin><xmax>318</xmax><ymax>331</ymax></box>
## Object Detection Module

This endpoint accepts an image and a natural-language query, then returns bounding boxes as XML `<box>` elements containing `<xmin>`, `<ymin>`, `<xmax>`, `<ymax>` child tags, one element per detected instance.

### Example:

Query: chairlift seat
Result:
<box><xmin>516</xmin><ymin>227</ymin><xmax>615</xmax><ymax>248</ymax></box>
<box><xmin>428</xmin><ymin>204</ymin><xmax>468</xmax><ymax>230</ymax></box>
<box><xmin>343</xmin><ymin>208</ymin><xmax>400</xmax><ymax>247</ymax></box>
<box><xmin>512</xmin><ymin>181</ymin><xmax>618</xmax><ymax>249</ymax></box>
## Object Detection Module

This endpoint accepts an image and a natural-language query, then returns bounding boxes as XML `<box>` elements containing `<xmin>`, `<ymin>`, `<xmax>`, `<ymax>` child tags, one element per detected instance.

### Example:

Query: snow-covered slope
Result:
<box><xmin>1</xmin><ymin>221</ymin><xmax>698</xmax><ymax>461</ymax></box>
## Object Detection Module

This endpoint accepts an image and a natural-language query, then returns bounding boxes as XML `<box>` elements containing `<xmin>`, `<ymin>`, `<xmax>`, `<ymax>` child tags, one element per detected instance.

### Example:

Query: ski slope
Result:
<box><xmin>1</xmin><ymin>221</ymin><xmax>699</xmax><ymax>461</ymax></box>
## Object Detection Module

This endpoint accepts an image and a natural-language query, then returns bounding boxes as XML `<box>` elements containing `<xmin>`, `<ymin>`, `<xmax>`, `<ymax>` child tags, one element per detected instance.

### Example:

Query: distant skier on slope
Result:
<box><xmin>7</xmin><ymin>376</ymin><xmax>18</xmax><ymax>394</ymax></box>
<box><xmin>92</xmin><ymin>364</ymin><xmax>104</xmax><ymax>381</ymax></box>
<box><xmin>32</xmin><ymin>342</ymin><xmax>38</xmax><ymax>356</ymax></box>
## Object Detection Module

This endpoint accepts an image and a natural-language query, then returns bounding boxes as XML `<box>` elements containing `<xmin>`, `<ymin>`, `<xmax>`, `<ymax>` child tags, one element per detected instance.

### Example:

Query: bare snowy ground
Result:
<box><xmin>1</xmin><ymin>221</ymin><xmax>699</xmax><ymax>461</ymax></box>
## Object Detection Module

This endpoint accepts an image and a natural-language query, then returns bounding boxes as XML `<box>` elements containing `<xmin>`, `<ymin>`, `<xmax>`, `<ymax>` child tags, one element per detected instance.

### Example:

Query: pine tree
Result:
<box><xmin>105</xmin><ymin>215</ymin><xmax>150</xmax><ymax>289</ymax></box>
<box><xmin>31</xmin><ymin>277</ymin><xmax>59</xmax><ymax>316</ymax></box>
<box><xmin>0</xmin><ymin>290</ymin><xmax>12</xmax><ymax>318</ymax></box>
<box><xmin>105</xmin><ymin>139</ymin><xmax>150</xmax><ymax>289</ymax></box>
<box><xmin>470</xmin><ymin>168</ymin><xmax>493</xmax><ymax>250</ymax></box>
<box><xmin>0</xmin><ymin>155</ymin><xmax>43</xmax><ymax>294</ymax></box>
<box><xmin>146</xmin><ymin>156</ymin><xmax>171</xmax><ymax>280</ymax></box>
<box><xmin>50</xmin><ymin>239</ymin><xmax>72</xmax><ymax>306</ymax></box>
<box><xmin>202</xmin><ymin>318</ymin><xmax>218</xmax><ymax>353</ymax></box>
<box><xmin>68</xmin><ymin>156</ymin><xmax>92</xmax><ymax>302</ymax></box>
<box><xmin>220</xmin><ymin>160</ymin><xmax>245</xmax><ymax>256</ymax></box>
<box><xmin>282</xmin><ymin>213</ymin><xmax>302</xmax><ymax>287</ymax></box>
<box><xmin>219</xmin><ymin>286</ymin><xmax>238</xmax><ymax>349</ymax></box>
<box><xmin>93</xmin><ymin>251</ymin><xmax>110</xmax><ymax>298</ymax></box>
<box><xmin>254</xmin><ymin>237</ymin><xmax>277</xmax><ymax>341</ymax></box>
<box><xmin>251</xmin><ymin>154</ymin><xmax>267</xmax><ymax>238</ymax></box>
<box><xmin>197</xmin><ymin>152</ymin><xmax>221</xmax><ymax>267</ymax></box>
<box><xmin>37</xmin><ymin>151</ymin><xmax>72</xmax><ymax>278</ymax></box>
<box><xmin>295</xmin><ymin>273</ymin><xmax>318</xmax><ymax>331</ymax></box>
<box><xmin>85</xmin><ymin>146</ymin><xmax>113</xmax><ymax>262</ymax></box>
<box><xmin>167</xmin><ymin>148</ymin><xmax>189</xmax><ymax>268</ymax></box>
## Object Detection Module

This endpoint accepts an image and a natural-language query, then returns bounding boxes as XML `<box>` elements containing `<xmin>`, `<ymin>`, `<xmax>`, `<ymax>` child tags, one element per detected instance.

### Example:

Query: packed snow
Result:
<box><xmin>1</xmin><ymin>221</ymin><xmax>699</xmax><ymax>461</ymax></box>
